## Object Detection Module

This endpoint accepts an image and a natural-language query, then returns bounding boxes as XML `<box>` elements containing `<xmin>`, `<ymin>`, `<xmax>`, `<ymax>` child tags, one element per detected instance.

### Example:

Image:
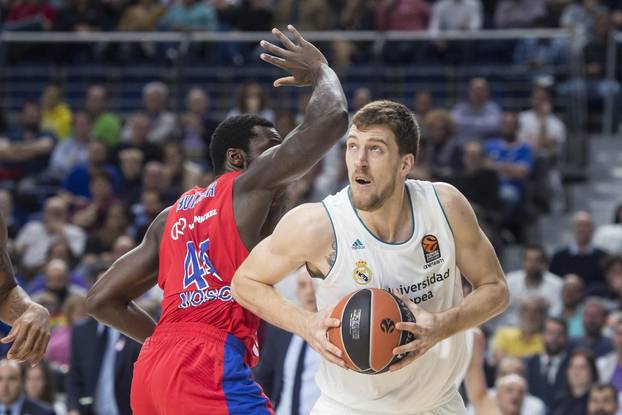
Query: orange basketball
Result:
<box><xmin>422</xmin><ymin>235</ymin><xmax>439</xmax><ymax>252</ymax></box>
<box><xmin>328</xmin><ymin>288</ymin><xmax>415</xmax><ymax>374</ymax></box>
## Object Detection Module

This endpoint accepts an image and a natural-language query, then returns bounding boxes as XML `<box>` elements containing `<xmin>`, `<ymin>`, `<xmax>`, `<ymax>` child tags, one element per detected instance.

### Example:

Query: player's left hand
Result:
<box><xmin>1</xmin><ymin>303</ymin><xmax>50</xmax><ymax>365</ymax></box>
<box><xmin>389</xmin><ymin>295</ymin><xmax>445</xmax><ymax>372</ymax></box>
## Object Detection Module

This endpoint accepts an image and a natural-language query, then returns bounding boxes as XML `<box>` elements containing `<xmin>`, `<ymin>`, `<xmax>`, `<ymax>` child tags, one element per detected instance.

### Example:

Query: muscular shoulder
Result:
<box><xmin>433</xmin><ymin>182</ymin><xmax>480</xmax><ymax>242</ymax></box>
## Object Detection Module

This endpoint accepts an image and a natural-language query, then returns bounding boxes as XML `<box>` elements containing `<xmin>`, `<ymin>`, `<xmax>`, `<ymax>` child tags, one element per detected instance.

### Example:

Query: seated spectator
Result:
<box><xmin>122</xmin><ymin>82</ymin><xmax>177</xmax><ymax>145</ymax></box>
<box><xmin>420</xmin><ymin>109</ymin><xmax>464</xmax><ymax>179</ymax></box>
<box><xmin>180</xmin><ymin>88</ymin><xmax>219</xmax><ymax>164</ymax></box>
<box><xmin>15</xmin><ymin>196</ymin><xmax>86</xmax><ymax>275</ymax></box>
<box><xmin>603</xmin><ymin>255</ymin><xmax>622</xmax><ymax>307</ymax></box>
<box><xmin>140</xmin><ymin>160</ymin><xmax>177</xmax><ymax>204</ymax></box>
<box><xmin>130</xmin><ymin>189</ymin><xmax>163</xmax><ymax>241</ymax></box>
<box><xmin>556</xmin><ymin>274</ymin><xmax>587</xmax><ymax>338</ymax></box>
<box><xmin>429</xmin><ymin>0</ymin><xmax>482</xmax><ymax>34</ymax></box>
<box><xmin>0</xmin><ymin>359</ymin><xmax>54</xmax><ymax>415</ymax></box>
<box><xmin>26</xmin><ymin>238</ymin><xmax>85</xmax><ymax>295</ymax></box>
<box><xmin>493</xmin><ymin>374</ymin><xmax>541</xmax><ymax>415</ymax></box>
<box><xmin>40</xmin><ymin>83</ymin><xmax>72</xmax><ymax>140</ymax></box>
<box><xmin>46</xmin><ymin>293</ymin><xmax>86</xmax><ymax>371</ymax></box>
<box><xmin>452</xmin><ymin>77</ymin><xmax>502</xmax><ymax>141</ymax></box>
<box><xmin>48</xmin><ymin>111</ymin><xmax>91</xmax><ymax>180</ymax></box>
<box><xmin>62</xmin><ymin>140</ymin><xmax>121</xmax><ymax>201</ymax></box>
<box><xmin>596</xmin><ymin>316</ymin><xmax>622</xmax><ymax>393</ymax></box>
<box><xmin>254</xmin><ymin>269</ymin><xmax>321</xmax><ymax>413</ymax></box>
<box><xmin>72</xmin><ymin>170</ymin><xmax>120</xmax><ymax>232</ymax></box>
<box><xmin>525</xmin><ymin>317</ymin><xmax>570</xmax><ymax>408</ymax></box>
<box><xmin>226</xmin><ymin>82</ymin><xmax>276</xmax><ymax>123</ymax></box>
<box><xmin>162</xmin><ymin>142</ymin><xmax>202</xmax><ymax>194</ymax></box>
<box><xmin>159</xmin><ymin>0</ymin><xmax>218</xmax><ymax>31</ymax></box>
<box><xmin>560</xmin><ymin>0</ymin><xmax>608</xmax><ymax>50</ymax></box>
<box><xmin>31</xmin><ymin>258</ymin><xmax>87</xmax><ymax>309</ymax></box>
<box><xmin>484</xmin><ymin>112</ymin><xmax>533</xmax><ymax>240</ymax></box>
<box><xmin>24</xmin><ymin>359</ymin><xmax>67</xmax><ymax>414</ymax></box>
<box><xmin>494</xmin><ymin>0</ymin><xmax>546</xmax><ymax>28</ymax></box>
<box><xmin>85</xmin><ymin>85</ymin><xmax>121</xmax><ymax>148</ymax></box>
<box><xmin>413</xmin><ymin>90</ymin><xmax>433</xmax><ymax>122</ymax></box>
<box><xmin>118</xmin><ymin>0</ymin><xmax>165</xmax><ymax>31</ymax></box>
<box><xmin>119</xmin><ymin>112</ymin><xmax>162</xmax><ymax>163</ymax></box>
<box><xmin>593</xmin><ymin>204</ymin><xmax>622</xmax><ymax>254</ymax></box>
<box><xmin>0</xmin><ymin>102</ymin><xmax>56</xmax><ymax>183</ymax></box>
<box><xmin>587</xmin><ymin>384</ymin><xmax>619</xmax><ymax>415</ymax></box>
<box><xmin>86</xmin><ymin>202</ymin><xmax>130</xmax><ymax>255</ymax></box>
<box><xmin>494</xmin><ymin>245</ymin><xmax>562</xmax><ymax>329</ymax></box>
<box><xmin>6</xmin><ymin>0</ymin><xmax>56</xmax><ymax>31</ymax></box>
<box><xmin>550</xmin><ymin>211</ymin><xmax>608</xmax><ymax>292</ymax></box>
<box><xmin>118</xmin><ymin>148</ymin><xmax>144</xmax><ymax>206</ymax></box>
<box><xmin>570</xmin><ymin>297</ymin><xmax>613</xmax><ymax>358</ymax></box>
<box><xmin>493</xmin><ymin>297</ymin><xmax>547</xmax><ymax>362</ymax></box>
<box><xmin>494</xmin><ymin>358</ymin><xmax>547</xmax><ymax>415</ymax></box>
<box><xmin>273</xmin><ymin>0</ymin><xmax>334</xmax><ymax>31</ymax></box>
<box><xmin>374</xmin><ymin>0</ymin><xmax>430</xmax><ymax>31</ymax></box>
<box><xmin>550</xmin><ymin>348</ymin><xmax>598</xmax><ymax>415</ymax></box>
<box><xmin>513</xmin><ymin>37</ymin><xmax>567</xmax><ymax>74</ymax></box>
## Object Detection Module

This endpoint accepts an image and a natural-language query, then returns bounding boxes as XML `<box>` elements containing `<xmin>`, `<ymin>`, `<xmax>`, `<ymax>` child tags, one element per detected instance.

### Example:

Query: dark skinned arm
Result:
<box><xmin>85</xmin><ymin>208</ymin><xmax>169</xmax><ymax>343</ymax></box>
<box><xmin>233</xmin><ymin>26</ymin><xmax>349</xmax><ymax>249</ymax></box>
<box><xmin>0</xmin><ymin>214</ymin><xmax>50</xmax><ymax>365</ymax></box>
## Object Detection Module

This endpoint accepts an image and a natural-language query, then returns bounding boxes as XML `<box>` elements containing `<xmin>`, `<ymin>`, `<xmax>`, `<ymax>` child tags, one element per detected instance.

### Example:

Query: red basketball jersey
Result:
<box><xmin>157</xmin><ymin>172</ymin><xmax>260</xmax><ymax>366</ymax></box>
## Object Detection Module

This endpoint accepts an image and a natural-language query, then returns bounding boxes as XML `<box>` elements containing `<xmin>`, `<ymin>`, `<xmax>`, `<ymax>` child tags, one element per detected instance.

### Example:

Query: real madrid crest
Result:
<box><xmin>352</xmin><ymin>260</ymin><xmax>372</xmax><ymax>285</ymax></box>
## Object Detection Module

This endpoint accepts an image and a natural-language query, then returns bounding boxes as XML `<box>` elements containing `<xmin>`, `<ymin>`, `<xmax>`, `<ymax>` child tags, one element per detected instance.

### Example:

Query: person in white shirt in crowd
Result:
<box><xmin>594</xmin><ymin>204</ymin><xmax>622</xmax><ymax>255</ymax></box>
<box><xmin>121</xmin><ymin>82</ymin><xmax>177</xmax><ymax>145</ymax></box>
<box><xmin>428</xmin><ymin>0</ymin><xmax>483</xmax><ymax>34</ymax></box>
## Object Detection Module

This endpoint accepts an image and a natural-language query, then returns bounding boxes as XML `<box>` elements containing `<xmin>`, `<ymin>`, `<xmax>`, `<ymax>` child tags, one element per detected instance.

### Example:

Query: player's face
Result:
<box><xmin>247</xmin><ymin>126</ymin><xmax>282</xmax><ymax>165</ymax></box>
<box><xmin>346</xmin><ymin>124</ymin><xmax>410</xmax><ymax>212</ymax></box>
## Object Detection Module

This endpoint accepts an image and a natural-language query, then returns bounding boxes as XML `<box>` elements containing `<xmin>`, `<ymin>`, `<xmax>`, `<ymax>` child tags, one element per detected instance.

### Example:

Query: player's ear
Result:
<box><xmin>400</xmin><ymin>153</ymin><xmax>415</xmax><ymax>177</ymax></box>
<box><xmin>225</xmin><ymin>148</ymin><xmax>248</xmax><ymax>171</ymax></box>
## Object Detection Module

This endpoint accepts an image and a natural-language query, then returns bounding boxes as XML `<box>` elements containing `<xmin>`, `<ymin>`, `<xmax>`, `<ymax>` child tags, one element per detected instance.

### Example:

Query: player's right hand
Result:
<box><xmin>304</xmin><ymin>308</ymin><xmax>346</xmax><ymax>368</ymax></box>
<box><xmin>259</xmin><ymin>25</ymin><xmax>328</xmax><ymax>88</ymax></box>
<box><xmin>1</xmin><ymin>302</ymin><xmax>50</xmax><ymax>365</ymax></box>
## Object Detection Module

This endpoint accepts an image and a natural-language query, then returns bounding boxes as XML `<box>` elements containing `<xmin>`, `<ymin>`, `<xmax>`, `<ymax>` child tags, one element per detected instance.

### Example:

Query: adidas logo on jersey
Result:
<box><xmin>352</xmin><ymin>239</ymin><xmax>365</xmax><ymax>250</ymax></box>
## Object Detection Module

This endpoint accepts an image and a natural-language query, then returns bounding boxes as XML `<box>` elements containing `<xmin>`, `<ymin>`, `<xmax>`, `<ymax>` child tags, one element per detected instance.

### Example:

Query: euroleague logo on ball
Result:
<box><xmin>421</xmin><ymin>234</ymin><xmax>441</xmax><ymax>263</ymax></box>
<box><xmin>380</xmin><ymin>318</ymin><xmax>395</xmax><ymax>334</ymax></box>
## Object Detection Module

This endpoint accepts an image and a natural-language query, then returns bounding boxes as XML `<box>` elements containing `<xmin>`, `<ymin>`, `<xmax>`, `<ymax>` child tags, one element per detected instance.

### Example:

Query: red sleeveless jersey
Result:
<box><xmin>157</xmin><ymin>172</ymin><xmax>260</xmax><ymax>366</ymax></box>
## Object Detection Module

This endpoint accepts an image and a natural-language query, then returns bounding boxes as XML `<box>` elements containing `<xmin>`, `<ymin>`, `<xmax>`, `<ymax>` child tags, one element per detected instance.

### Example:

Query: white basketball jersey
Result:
<box><xmin>313</xmin><ymin>180</ymin><xmax>469</xmax><ymax>414</ymax></box>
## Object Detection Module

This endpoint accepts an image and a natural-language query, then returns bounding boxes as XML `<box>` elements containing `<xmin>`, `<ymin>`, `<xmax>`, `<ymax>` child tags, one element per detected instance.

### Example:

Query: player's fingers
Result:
<box><xmin>13</xmin><ymin>326</ymin><xmax>38</xmax><ymax>361</ymax></box>
<box><xmin>259</xmin><ymin>40</ymin><xmax>292</xmax><ymax>59</ymax></box>
<box><xmin>260</xmin><ymin>53</ymin><xmax>289</xmax><ymax>71</ymax></box>
<box><xmin>395</xmin><ymin>321</ymin><xmax>420</xmax><ymax>335</ymax></box>
<box><xmin>273</xmin><ymin>76</ymin><xmax>298</xmax><ymax>88</ymax></box>
<box><xmin>271</xmin><ymin>27</ymin><xmax>296</xmax><ymax>50</ymax></box>
<box><xmin>322</xmin><ymin>338</ymin><xmax>343</xmax><ymax>358</ymax></box>
<box><xmin>0</xmin><ymin>326</ymin><xmax>18</xmax><ymax>344</ymax></box>
<box><xmin>321</xmin><ymin>349</ymin><xmax>346</xmax><ymax>368</ymax></box>
<box><xmin>30</xmin><ymin>331</ymin><xmax>50</xmax><ymax>366</ymax></box>
<box><xmin>287</xmin><ymin>24</ymin><xmax>305</xmax><ymax>45</ymax></box>
<box><xmin>392</xmin><ymin>339</ymin><xmax>422</xmax><ymax>356</ymax></box>
<box><xmin>398</xmin><ymin>293</ymin><xmax>421</xmax><ymax>315</ymax></box>
<box><xmin>323</xmin><ymin>317</ymin><xmax>340</xmax><ymax>328</ymax></box>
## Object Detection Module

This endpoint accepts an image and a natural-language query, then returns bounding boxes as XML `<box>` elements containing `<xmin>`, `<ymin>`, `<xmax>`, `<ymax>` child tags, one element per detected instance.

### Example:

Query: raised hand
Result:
<box><xmin>259</xmin><ymin>25</ymin><xmax>329</xmax><ymax>88</ymax></box>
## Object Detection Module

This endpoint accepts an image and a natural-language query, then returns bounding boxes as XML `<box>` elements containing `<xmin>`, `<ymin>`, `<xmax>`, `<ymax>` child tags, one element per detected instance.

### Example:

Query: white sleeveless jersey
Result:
<box><xmin>313</xmin><ymin>180</ymin><xmax>469</xmax><ymax>414</ymax></box>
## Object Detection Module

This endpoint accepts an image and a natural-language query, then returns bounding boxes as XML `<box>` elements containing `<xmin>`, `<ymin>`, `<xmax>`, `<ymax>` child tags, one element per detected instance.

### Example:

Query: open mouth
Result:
<box><xmin>355</xmin><ymin>177</ymin><xmax>371</xmax><ymax>185</ymax></box>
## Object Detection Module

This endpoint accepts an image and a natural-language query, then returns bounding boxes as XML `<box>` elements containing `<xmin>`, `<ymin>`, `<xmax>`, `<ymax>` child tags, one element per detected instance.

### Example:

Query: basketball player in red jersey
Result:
<box><xmin>0</xmin><ymin>213</ymin><xmax>50</xmax><ymax>365</ymax></box>
<box><xmin>86</xmin><ymin>25</ymin><xmax>348</xmax><ymax>415</ymax></box>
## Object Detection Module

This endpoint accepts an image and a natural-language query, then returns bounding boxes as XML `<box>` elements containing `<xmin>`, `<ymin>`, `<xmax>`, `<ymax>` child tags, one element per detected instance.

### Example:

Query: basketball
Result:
<box><xmin>328</xmin><ymin>288</ymin><xmax>415</xmax><ymax>374</ymax></box>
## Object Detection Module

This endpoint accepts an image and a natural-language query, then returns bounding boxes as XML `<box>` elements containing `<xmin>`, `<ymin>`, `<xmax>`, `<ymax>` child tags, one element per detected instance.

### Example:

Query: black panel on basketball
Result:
<box><xmin>341</xmin><ymin>289</ymin><xmax>372</xmax><ymax>371</ymax></box>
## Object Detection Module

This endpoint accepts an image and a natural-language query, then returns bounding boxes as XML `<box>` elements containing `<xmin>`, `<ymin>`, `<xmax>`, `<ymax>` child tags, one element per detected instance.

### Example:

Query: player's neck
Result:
<box><xmin>358</xmin><ymin>185</ymin><xmax>411</xmax><ymax>243</ymax></box>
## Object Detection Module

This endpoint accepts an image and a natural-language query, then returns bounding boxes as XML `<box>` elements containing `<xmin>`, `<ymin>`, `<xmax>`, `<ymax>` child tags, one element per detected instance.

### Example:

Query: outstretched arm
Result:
<box><xmin>0</xmin><ymin>214</ymin><xmax>50</xmax><ymax>364</ymax></box>
<box><xmin>235</xmin><ymin>26</ymin><xmax>349</xmax><ymax>193</ymax></box>
<box><xmin>86</xmin><ymin>208</ymin><xmax>169</xmax><ymax>343</ymax></box>
<box><xmin>464</xmin><ymin>328</ymin><xmax>501</xmax><ymax>415</ymax></box>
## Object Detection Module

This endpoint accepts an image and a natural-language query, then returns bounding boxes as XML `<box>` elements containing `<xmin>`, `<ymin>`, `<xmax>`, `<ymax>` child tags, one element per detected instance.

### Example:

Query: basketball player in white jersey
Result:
<box><xmin>232</xmin><ymin>100</ymin><xmax>509</xmax><ymax>414</ymax></box>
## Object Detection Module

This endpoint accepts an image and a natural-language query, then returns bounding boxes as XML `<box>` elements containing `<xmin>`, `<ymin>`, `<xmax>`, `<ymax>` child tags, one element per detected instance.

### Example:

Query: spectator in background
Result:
<box><xmin>494</xmin><ymin>0</ymin><xmax>547</xmax><ymax>28</ymax></box>
<box><xmin>413</xmin><ymin>90</ymin><xmax>433</xmax><ymax>121</ymax></box>
<box><xmin>16</xmin><ymin>196</ymin><xmax>86</xmax><ymax>274</ymax></box>
<box><xmin>24</xmin><ymin>359</ymin><xmax>66</xmax><ymax>415</ymax></box>
<box><xmin>86</xmin><ymin>202</ymin><xmax>129</xmax><ymax>255</ymax></box>
<box><xmin>118</xmin><ymin>0</ymin><xmax>164</xmax><ymax>31</ymax></box>
<box><xmin>485</xmin><ymin>112</ymin><xmax>533</xmax><ymax>241</ymax></box>
<box><xmin>161</xmin><ymin>141</ymin><xmax>202</xmax><ymax>194</ymax></box>
<box><xmin>550</xmin><ymin>211</ymin><xmax>608</xmax><ymax>291</ymax></box>
<box><xmin>513</xmin><ymin>37</ymin><xmax>567</xmax><ymax>74</ymax></box>
<box><xmin>48</xmin><ymin>111</ymin><xmax>91</xmax><ymax>180</ymax></box>
<box><xmin>525</xmin><ymin>317</ymin><xmax>570</xmax><ymax>408</ymax></box>
<box><xmin>227</xmin><ymin>82</ymin><xmax>275</xmax><ymax>123</ymax></box>
<box><xmin>31</xmin><ymin>258</ymin><xmax>87</xmax><ymax>309</ymax></box>
<box><xmin>571</xmin><ymin>298</ymin><xmax>613</xmax><ymax>358</ymax></box>
<box><xmin>122</xmin><ymin>82</ymin><xmax>177</xmax><ymax>145</ymax></box>
<box><xmin>493</xmin><ymin>296</ymin><xmax>547</xmax><ymax>362</ymax></box>
<box><xmin>46</xmin><ymin>293</ymin><xmax>86</xmax><ymax>371</ymax></box>
<box><xmin>72</xmin><ymin>170</ymin><xmax>119</xmax><ymax>232</ymax></box>
<box><xmin>66</xmin><ymin>313</ymin><xmax>141</xmax><ymax>415</ymax></box>
<box><xmin>273</xmin><ymin>0</ymin><xmax>335</xmax><ymax>31</ymax></box>
<box><xmin>493</xmin><ymin>374</ymin><xmax>536</xmax><ymax>415</ymax></box>
<box><xmin>159</xmin><ymin>0</ymin><xmax>218</xmax><ymax>31</ymax></box>
<box><xmin>587</xmin><ymin>384</ymin><xmax>619</xmax><ymax>415</ymax></box>
<box><xmin>180</xmin><ymin>88</ymin><xmax>217</xmax><ymax>164</ymax></box>
<box><xmin>519</xmin><ymin>86</ymin><xmax>566</xmax><ymax>154</ymax></box>
<box><xmin>596</xmin><ymin>316</ymin><xmax>622</xmax><ymax>393</ymax></box>
<box><xmin>375</xmin><ymin>0</ymin><xmax>430</xmax><ymax>31</ymax></box>
<box><xmin>351</xmin><ymin>87</ymin><xmax>372</xmax><ymax>114</ymax></box>
<box><xmin>0</xmin><ymin>190</ymin><xmax>20</xmax><ymax>239</ymax></box>
<box><xmin>557</xmin><ymin>274</ymin><xmax>587</xmax><ymax>338</ymax></box>
<box><xmin>119</xmin><ymin>112</ymin><xmax>162</xmax><ymax>162</ymax></box>
<box><xmin>62</xmin><ymin>140</ymin><xmax>121</xmax><ymax>201</ymax></box>
<box><xmin>40</xmin><ymin>83</ymin><xmax>72</xmax><ymax>140</ymax></box>
<box><xmin>593</xmin><ymin>205</ymin><xmax>622</xmax><ymax>254</ymax></box>
<box><xmin>560</xmin><ymin>0</ymin><xmax>608</xmax><ymax>50</ymax></box>
<box><xmin>0</xmin><ymin>102</ymin><xmax>55</xmax><ymax>183</ymax></box>
<box><xmin>254</xmin><ymin>269</ymin><xmax>322</xmax><ymax>414</ymax></box>
<box><xmin>496</xmin><ymin>245</ymin><xmax>563</xmax><ymax>329</ymax></box>
<box><xmin>85</xmin><ymin>85</ymin><xmax>121</xmax><ymax>148</ymax></box>
<box><xmin>493</xmin><ymin>358</ymin><xmax>547</xmax><ymax>415</ymax></box>
<box><xmin>139</xmin><ymin>160</ymin><xmax>176</xmax><ymax>203</ymax></box>
<box><xmin>550</xmin><ymin>349</ymin><xmax>598</xmax><ymax>415</ymax></box>
<box><xmin>6</xmin><ymin>0</ymin><xmax>56</xmax><ymax>30</ymax></box>
<box><xmin>603</xmin><ymin>256</ymin><xmax>622</xmax><ymax>307</ymax></box>
<box><xmin>429</xmin><ymin>0</ymin><xmax>482</xmax><ymax>33</ymax></box>
<box><xmin>0</xmin><ymin>359</ymin><xmax>54</xmax><ymax>415</ymax></box>
<box><xmin>452</xmin><ymin>77</ymin><xmax>502</xmax><ymax>140</ymax></box>
<box><xmin>130</xmin><ymin>189</ymin><xmax>163</xmax><ymax>241</ymax></box>
<box><xmin>117</xmin><ymin>148</ymin><xmax>144</xmax><ymax>206</ymax></box>
<box><xmin>54</xmin><ymin>0</ymin><xmax>102</xmax><ymax>32</ymax></box>
<box><xmin>420</xmin><ymin>109</ymin><xmax>464</xmax><ymax>179</ymax></box>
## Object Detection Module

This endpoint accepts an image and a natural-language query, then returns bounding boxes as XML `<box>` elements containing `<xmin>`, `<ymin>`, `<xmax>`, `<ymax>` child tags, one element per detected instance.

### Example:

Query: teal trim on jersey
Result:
<box><xmin>432</xmin><ymin>184</ymin><xmax>454</xmax><ymax>237</ymax></box>
<box><xmin>347</xmin><ymin>185</ymin><xmax>415</xmax><ymax>246</ymax></box>
<box><xmin>308</xmin><ymin>201</ymin><xmax>338</xmax><ymax>279</ymax></box>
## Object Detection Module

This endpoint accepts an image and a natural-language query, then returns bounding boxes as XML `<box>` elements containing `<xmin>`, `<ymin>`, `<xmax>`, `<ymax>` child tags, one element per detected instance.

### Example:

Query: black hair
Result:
<box><xmin>209</xmin><ymin>114</ymin><xmax>274</xmax><ymax>174</ymax></box>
